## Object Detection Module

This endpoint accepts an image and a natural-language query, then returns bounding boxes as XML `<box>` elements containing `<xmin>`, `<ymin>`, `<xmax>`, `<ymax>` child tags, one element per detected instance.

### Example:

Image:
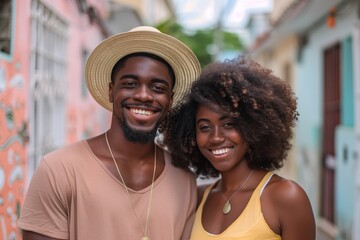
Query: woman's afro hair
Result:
<box><xmin>165</xmin><ymin>57</ymin><xmax>298</xmax><ymax>178</ymax></box>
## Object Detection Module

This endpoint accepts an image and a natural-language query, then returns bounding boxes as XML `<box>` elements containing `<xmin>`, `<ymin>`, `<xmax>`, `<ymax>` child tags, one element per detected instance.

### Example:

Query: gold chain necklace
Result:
<box><xmin>221</xmin><ymin>170</ymin><xmax>253</xmax><ymax>215</ymax></box>
<box><xmin>105</xmin><ymin>132</ymin><xmax>156</xmax><ymax>240</ymax></box>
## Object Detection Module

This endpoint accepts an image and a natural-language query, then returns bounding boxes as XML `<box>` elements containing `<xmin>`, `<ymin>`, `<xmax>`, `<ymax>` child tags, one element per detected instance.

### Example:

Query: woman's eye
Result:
<box><xmin>224</xmin><ymin>122</ymin><xmax>234</xmax><ymax>128</ymax></box>
<box><xmin>199</xmin><ymin>125</ymin><xmax>210</xmax><ymax>131</ymax></box>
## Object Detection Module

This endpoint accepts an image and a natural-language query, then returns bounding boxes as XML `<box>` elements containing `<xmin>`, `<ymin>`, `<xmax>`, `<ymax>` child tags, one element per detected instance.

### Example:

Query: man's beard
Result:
<box><xmin>121</xmin><ymin>119</ymin><xmax>159</xmax><ymax>143</ymax></box>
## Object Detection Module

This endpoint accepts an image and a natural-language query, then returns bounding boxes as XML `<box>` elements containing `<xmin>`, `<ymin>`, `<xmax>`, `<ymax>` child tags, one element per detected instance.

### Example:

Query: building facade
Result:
<box><xmin>0</xmin><ymin>0</ymin><xmax>110</xmax><ymax>238</ymax></box>
<box><xmin>248</xmin><ymin>0</ymin><xmax>360</xmax><ymax>239</ymax></box>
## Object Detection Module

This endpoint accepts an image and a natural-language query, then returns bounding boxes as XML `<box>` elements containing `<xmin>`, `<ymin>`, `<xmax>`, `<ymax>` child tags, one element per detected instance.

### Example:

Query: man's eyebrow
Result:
<box><xmin>152</xmin><ymin>78</ymin><xmax>171</xmax><ymax>87</ymax></box>
<box><xmin>119</xmin><ymin>74</ymin><xmax>138</xmax><ymax>80</ymax></box>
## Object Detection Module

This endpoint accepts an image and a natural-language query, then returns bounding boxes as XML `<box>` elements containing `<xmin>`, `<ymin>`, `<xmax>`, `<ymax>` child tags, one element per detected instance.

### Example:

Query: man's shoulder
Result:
<box><xmin>163</xmin><ymin>148</ymin><xmax>195</xmax><ymax>180</ymax></box>
<box><xmin>47</xmin><ymin>140</ymin><xmax>86</xmax><ymax>154</ymax></box>
<box><xmin>43</xmin><ymin>140</ymin><xmax>88</xmax><ymax>165</ymax></box>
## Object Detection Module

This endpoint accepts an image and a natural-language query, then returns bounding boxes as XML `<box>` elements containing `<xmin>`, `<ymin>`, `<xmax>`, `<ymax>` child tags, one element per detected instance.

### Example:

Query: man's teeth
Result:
<box><xmin>211</xmin><ymin>148</ymin><xmax>232</xmax><ymax>155</ymax></box>
<box><xmin>130</xmin><ymin>108</ymin><xmax>153</xmax><ymax>116</ymax></box>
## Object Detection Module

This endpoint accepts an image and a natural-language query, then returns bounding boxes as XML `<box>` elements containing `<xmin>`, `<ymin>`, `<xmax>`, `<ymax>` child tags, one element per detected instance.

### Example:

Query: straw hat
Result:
<box><xmin>85</xmin><ymin>26</ymin><xmax>201</xmax><ymax>111</ymax></box>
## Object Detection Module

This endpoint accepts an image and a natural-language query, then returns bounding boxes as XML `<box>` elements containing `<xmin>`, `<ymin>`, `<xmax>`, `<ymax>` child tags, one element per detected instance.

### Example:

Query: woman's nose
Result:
<box><xmin>209</xmin><ymin>127</ymin><xmax>225</xmax><ymax>144</ymax></box>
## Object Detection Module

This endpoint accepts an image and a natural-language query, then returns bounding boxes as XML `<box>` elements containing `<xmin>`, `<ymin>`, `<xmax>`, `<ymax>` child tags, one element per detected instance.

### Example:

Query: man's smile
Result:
<box><xmin>129</xmin><ymin>107</ymin><xmax>154</xmax><ymax>116</ymax></box>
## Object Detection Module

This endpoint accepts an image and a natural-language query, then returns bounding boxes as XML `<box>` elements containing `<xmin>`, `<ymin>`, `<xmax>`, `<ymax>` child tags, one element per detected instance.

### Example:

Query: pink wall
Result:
<box><xmin>0</xmin><ymin>1</ymin><xmax>31</xmax><ymax>238</ymax></box>
<box><xmin>0</xmin><ymin>0</ymin><xmax>110</xmax><ymax>238</ymax></box>
<box><xmin>64</xmin><ymin>1</ymin><xmax>110</xmax><ymax>142</ymax></box>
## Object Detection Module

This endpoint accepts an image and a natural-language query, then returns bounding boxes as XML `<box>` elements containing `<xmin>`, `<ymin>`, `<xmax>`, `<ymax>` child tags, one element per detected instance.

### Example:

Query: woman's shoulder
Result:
<box><xmin>261</xmin><ymin>174</ymin><xmax>315</xmax><ymax>238</ymax></box>
<box><xmin>266</xmin><ymin>175</ymin><xmax>309</xmax><ymax>207</ymax></box>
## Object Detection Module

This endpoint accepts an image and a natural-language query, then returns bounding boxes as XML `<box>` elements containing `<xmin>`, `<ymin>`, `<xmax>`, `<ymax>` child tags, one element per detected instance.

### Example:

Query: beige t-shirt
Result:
<box><xmin>18</xmin><ymin>140</ymin><xmax>197</xmax><ymax>240</ymax></box>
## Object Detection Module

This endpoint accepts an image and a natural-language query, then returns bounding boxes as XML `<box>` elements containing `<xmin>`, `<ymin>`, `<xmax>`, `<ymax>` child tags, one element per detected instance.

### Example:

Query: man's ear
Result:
<box><xmin>109</xmin><ymin>82</ymin><xmax>114</xmax><ymax>103</ymax></box>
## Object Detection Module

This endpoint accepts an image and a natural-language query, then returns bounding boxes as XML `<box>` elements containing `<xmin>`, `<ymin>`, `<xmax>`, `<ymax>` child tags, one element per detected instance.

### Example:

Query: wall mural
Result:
<box><xmin>0</xmin><ymin>66</ymin><xmax>28</xmax><ymax>240</ymax></box>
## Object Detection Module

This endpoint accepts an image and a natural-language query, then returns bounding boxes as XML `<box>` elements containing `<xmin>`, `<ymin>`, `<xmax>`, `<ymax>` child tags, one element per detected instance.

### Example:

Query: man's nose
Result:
<box><xmin>133</xmin><ymin>85</ymin><xmax>154</xmax><ymax>102</ymax></box>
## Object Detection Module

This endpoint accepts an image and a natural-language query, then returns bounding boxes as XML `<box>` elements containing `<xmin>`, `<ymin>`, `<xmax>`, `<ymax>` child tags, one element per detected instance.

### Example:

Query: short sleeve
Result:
<box><xmin>180</xmin><ymin>174</ymin><xmax>197</xmax><ymax>240</ymax></box>
<box><xmin>18</xmin><ymin>159</ymin><xmax>70</xmax><ymax>239</ymax></box>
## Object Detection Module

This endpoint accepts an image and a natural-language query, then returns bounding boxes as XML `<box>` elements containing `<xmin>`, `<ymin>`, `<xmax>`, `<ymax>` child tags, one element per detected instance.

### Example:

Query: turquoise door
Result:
<box><xmin>335</xmin><ymin>127</ymin><xmax>356</xmax><ymax>240</ymax></box>
<box><xmin>335</xmin><ymin>37</ymin><xmax>355</xmax><ymax>240</ymax></box>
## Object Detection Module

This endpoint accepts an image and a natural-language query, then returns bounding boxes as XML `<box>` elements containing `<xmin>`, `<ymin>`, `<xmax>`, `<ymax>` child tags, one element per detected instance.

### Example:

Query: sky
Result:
<box><xmin>171</xmin><ymin>0</ymin><xmax>273</xmax><ymax>31</ymax></box>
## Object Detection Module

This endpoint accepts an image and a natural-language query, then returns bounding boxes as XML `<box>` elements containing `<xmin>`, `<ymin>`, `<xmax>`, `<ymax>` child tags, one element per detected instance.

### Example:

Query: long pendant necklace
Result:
<box><xmin>221</xmin><ymin>170</ymin><xmax>253</xmax><ymax>215</ymax></box>
<box><xmin>105</xmin><ymin>132</ymin><xmax>156</xmax><ymax>240</ymax></box>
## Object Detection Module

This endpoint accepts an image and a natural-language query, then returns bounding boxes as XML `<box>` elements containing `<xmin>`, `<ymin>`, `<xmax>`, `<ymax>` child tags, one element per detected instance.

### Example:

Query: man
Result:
<box><xmin>18</xmin><ymin>26</ymin><xmax>201</xmax><ymax>240</ymax></box>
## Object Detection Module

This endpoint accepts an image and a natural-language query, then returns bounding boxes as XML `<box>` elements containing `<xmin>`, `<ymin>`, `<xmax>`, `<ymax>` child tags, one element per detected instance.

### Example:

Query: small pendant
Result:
<box><xmin>223</xmin><ymin>201</ymin><xmax>231</xmax><ymax>214</ymax></box>
<box><xmin>142</xmin><ymin>237</ymin><xmax>150</xmax><ymax>240</ymax></box>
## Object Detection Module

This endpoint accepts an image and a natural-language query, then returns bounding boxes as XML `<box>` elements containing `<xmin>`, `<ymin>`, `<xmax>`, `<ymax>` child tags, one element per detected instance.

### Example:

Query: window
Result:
<box><xmin>0</xmin><ymin>0</ymin><xmax>13</xmax><ymax>55</ymax></box>
<box><xmin>28</xmin><ymin>0</ymin><xmax>68</xmax><ymax>178</ymax></box>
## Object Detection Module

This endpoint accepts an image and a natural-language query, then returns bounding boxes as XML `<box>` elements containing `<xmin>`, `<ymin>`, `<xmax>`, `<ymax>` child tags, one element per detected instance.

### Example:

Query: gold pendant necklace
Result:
<box><xmin>221</xmin><ymin>170</ymin><xmax>253</xmax><ymax>215</ymax></box>
<box><xmin>105</xmin><ymin>132</ymin><xmax>156</xmax><ymax>240</ymax></box>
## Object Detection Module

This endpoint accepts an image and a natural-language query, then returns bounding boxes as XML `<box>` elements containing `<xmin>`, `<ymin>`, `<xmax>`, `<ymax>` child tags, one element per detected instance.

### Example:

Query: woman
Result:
<box><xmin>166</xmin><ymin>57</ymin><xmax>315</xmax><ymax>239</ymax></box>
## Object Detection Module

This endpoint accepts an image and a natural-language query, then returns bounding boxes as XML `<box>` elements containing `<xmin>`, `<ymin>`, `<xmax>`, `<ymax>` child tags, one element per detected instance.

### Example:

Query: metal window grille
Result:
<box><xmin>28</xmin><ymin>0</ymin><xmax>68</xmax><ymax>176</ymax></box>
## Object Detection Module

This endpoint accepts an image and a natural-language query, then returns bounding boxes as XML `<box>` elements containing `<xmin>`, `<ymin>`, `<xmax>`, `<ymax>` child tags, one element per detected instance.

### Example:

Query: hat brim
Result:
<box><xmin>85</xmin><ymin>30</ymin><xmax>201</xmax><ymax>111</ymax></box>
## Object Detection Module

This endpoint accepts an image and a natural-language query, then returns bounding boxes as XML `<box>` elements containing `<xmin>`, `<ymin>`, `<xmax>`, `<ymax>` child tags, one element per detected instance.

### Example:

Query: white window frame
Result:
<box><xmin>352</xmin><ymin>23</ymin><xmax>360</xmax><ymax>240</ymax></box>
<box><xmin>28</xmin><ymin>0</ymin><xmax>68</xmax><ymax>182</ymax></box>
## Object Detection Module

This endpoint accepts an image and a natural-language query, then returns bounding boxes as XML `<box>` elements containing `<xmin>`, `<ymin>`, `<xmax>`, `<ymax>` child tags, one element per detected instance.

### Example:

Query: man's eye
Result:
<box><xmin>153</xmin><ymin>85</ymin><xmax>166</xmax><ymax>92</ymax></box>
<box><xmin>123</xmin><ymin>82</ymin><xmax>137</xmax><ymax>87</ymax></box>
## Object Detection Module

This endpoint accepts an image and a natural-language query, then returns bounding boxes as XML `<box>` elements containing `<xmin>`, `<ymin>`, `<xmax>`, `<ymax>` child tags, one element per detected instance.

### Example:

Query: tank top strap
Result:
<box><xmin>260</xmin><ymin>172</ymin><xmax>274</xmax><ymax>195</ymax></box>
<box><xmin>227</xmin><ymin>171</ymin><xmax>280</xmax><ymax>239</ymax></box>
<box><xmin>201</xmin><ymin>180</ymin><xmax>218</xmax><ymax>202</ymax></box>
<box><xmin>252</xmin><ymin>172</ymin><xmax>274</xmax><ymax>198</ymax></box>
<box><xmin>241</xmin><ymin>171</ymin><xmax>274</xmax><ymax>217</ymax></box>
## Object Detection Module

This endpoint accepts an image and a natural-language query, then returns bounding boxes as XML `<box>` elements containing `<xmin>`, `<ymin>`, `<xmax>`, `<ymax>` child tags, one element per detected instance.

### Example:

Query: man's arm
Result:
<box><xmin>18</xmin><ymin>159</ymin><xmax>70</xmax><ymax>239</ymax></box>
<box><xmin>23</xmin><ymin>230</ymin><xmax>66</xmax><ymax>240</ymax></box>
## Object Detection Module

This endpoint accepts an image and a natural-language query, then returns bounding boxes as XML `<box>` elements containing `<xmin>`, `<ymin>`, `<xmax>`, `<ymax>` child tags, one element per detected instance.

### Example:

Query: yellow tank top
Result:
<box><xmin>190</xmin><ymin>172</ymin><xmax>281</xmax><ymax>240</ymax></box>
